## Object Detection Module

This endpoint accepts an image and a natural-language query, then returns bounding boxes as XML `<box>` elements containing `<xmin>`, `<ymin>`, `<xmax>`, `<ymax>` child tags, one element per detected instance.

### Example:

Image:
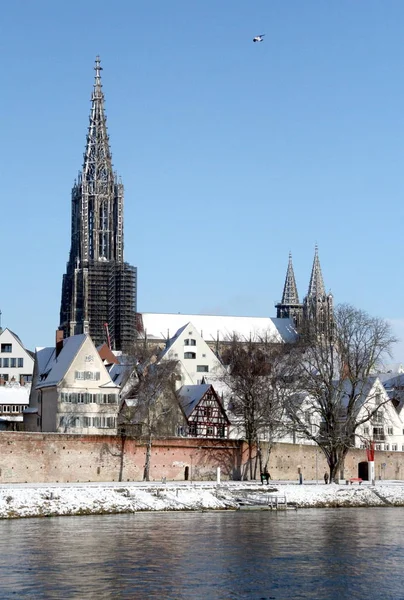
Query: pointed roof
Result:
<box><xmin>82</xmin><ymin>56</ymin><xmax>114</xmax><ymax>184</ymax></box>
<box><xmin>307</xmin><ymin>245</ymin><xmax>326</xmax><ymax>297</ymax></box>
<box><xmin>281</xmin><ymin>253</ymin><xmax>299</xmax><ymax>305</ymax></box>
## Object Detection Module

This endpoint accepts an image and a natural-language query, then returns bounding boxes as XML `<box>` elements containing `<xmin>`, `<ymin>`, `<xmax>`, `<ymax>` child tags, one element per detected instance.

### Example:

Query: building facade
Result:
<box><xmin>60</xmin><ymin>57</ymin><xmax>137</xmax><ymax>351</ymax></box>
<box><xmin>0</xmin><ymin>328</ymin><xmax>34</xmax><ymax>385</ymax></box>
<box><xmin>24</xmin><ymin>332</ymin><xmax>120</xmax><ymax>435</ymax></box>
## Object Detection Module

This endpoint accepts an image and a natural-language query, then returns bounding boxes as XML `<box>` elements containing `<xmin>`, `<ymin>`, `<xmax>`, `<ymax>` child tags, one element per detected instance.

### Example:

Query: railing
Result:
<box><xmin>268</xmin><ymin>494</ymin><xmax>288</xmax><ymax>509</ymax></box>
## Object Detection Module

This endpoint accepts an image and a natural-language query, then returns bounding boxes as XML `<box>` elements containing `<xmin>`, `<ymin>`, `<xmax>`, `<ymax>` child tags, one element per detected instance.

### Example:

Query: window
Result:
<box><xmin>375</xmin><ymin>444</ymin><xmax>381</xmax><ymax>450</ymax></box>
<box><xmin>188</xmin><ymin>423</ymin><xmax>197</xmax><ymax>436</ymax></box>
<box><xmin>385</xmin><ymin>444</ymin><xmax>390</xmax><ymax>451</ymax></box>
<box><xmin>184</xmin><ymin>339</ymin><xmax>189</xmax><ymax>346</ymax></box>
<box><xmin>202</xmin><ymin>354</ymin><xmax>206</xmax><ymax>358</ymax></box>
<box><xmin>74</xmin><ymin>371</ymin><xmax>100</xmax><ymax>381</ymax></box>
<box><xmin>363</xmin><ymin>427</ymin><xmax>369</xmax><ymax>435</ymax></box>
<box><xmin>1</xmin><ymin>344</ymin><xmax>12</xmax><ymax>353</ymax></box>
<box><xmin>0</xmin><ymin>374</ymin><xmax>8</xmax><ymax>382</ymax></box>
<box><xmin>82</xmin><ymin>416</ymin><xmax>91</xmax><ymax>427</ymax></box>
<box><xmin>184</xmin><ymin>352</ymin><xmax>196</xmax><ymax>359</ymax></box>
<box><xmin>388</xmin><ymin>427</ymin><xmax>393</xmax><ymax>435</ymax></box>
<box><xmin>206</xmin><ymin>426</ymin><xmax>214</xmax><ymax>436</ymax></box>
<box><xmin>10</xmin><ymin>358</ymin><xmax>16</xmax><ymax>368</ymax></box>
<box><xmin>373</xmin><ymin>411</ymin><xmax>383</xmax><ymax>424</ymax></box>
<box><xmin>17</xmin><ymin>358</ymin><xmax>23</xmax><ymax>368</ymax></box>
<box><xmin>197</xmin><ymin>365</ymin><xmax>209</xmax><ymax>373</ymax></box>
<box><xmin>392</xmin><ymin>444</ymin><xmax>398</xmax><ymax>451</ymax></box>
<box><xmin>184</xmin><ymin>339</ymin><xmax>196</xmax><ymax>346</ymax></box>
<box><xmin>373</xmin><ymin>427</ymin><xmax>384</xmax><ymax>440</ymax></box>
<box><xmin>217</xmin><ymin>425</ymin><xmax>225</xmax><ymax>438</ymax></box>
<box><xmin>202</xmin><ymin>406</ymin><xmax>213</xmax><ymax>418</ymax></box>
<box><xmin>21</xmin><ymin>374</ymin><xmax>31</xmax><ymax>383</ymax></box>
<box><xmin>3</xmin><ymin>406</ymin><xmax>10</xmax><ymax>413</ymax></box>
<box><xmin>2</xmin><ymin>359</ymin><xmax>9</xmax><ymax>368</ymax></box>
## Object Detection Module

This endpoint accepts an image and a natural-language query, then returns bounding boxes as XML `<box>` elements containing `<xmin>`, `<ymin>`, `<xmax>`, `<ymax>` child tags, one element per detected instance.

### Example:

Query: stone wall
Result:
<box><xmin>1</xmin><ymin>432</ymin><xmax>404</xmax><ymax>484</ymax></box>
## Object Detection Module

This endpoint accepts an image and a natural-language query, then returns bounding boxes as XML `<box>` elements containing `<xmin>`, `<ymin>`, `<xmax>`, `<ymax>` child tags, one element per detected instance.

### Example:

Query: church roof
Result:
<box><xmin>138</xmin><ymin>313</ymin><xmax>297</xmax><ymax>344</ymax></box>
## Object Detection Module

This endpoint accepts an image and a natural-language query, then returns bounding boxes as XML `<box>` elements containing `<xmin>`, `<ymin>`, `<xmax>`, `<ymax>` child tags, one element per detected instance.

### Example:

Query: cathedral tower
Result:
<box><xmin>303</xmin><ymin>246</ymin><xmax>333</xmax><ymax>334</ymax></box>
<box><xmin>59</xmin><ymin>57</ymin><xmax>137</xmax><ymax>350</ymax></box>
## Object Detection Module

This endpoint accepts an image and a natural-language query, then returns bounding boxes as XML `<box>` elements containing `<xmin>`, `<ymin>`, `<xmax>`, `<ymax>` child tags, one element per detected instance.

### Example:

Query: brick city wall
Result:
<box><xmin>0</xmin><ymin>432</ymin><xmax>403</xmax><ymax>483</ymax></box>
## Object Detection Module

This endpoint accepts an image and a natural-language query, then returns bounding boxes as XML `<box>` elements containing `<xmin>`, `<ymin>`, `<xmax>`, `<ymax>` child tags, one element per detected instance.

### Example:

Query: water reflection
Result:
<box><xmin>0</xmin><ymin>509</ymin><xmax>403</xmax><ymax>599</ymax></box>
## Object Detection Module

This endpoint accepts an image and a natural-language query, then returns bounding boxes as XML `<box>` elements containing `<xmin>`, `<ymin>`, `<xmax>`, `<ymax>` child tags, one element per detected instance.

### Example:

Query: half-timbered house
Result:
<box><xmin>178</xmin><ymin>384</ymin><xmax>230</xmax><ymax>438</ymax></box>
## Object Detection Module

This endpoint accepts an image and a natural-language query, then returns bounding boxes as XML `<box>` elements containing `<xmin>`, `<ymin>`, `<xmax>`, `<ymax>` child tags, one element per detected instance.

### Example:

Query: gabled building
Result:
<box><xmin>178</xmin><ymin>384</ymin><xmax>230</xmax><ymax>438</ymax></box>
<box><xmin>0</xmin><ymin>328</ymin><xmax>34</xmax><ymax>385</ymax></box>
<box><xmin>354</xmin><ymin>376</ymin><xmax>404</xmax><ymax>452</ymax></box>
<box><xmin>157</xmin><ymin>322</ymin><xmax>225</xmax><ymax>386</ymax></box>
<box><xmin>24</xmin><ymin>331</ymin><xmax>120</xmax><ymax>434</ymax></box>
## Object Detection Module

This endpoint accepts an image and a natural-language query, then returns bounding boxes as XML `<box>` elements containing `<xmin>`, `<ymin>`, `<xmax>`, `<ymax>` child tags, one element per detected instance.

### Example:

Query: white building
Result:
<box><xmin>0</xmin><ymin>382</ymin><xmax>30</xmax><ymax>431</ymax></box>
<box><xmin>157</xmin><ymin>322</ymin><xmax>225</xmax><ymax>387</ymax></box>
<box><xmin>0</xmin><ymin>328</ymin><xmax>34</xmax><ymax>385</ymax></box>
<box><xmin>24</xmin><ymin>332</ymin><xmax>120</xmax><ymax>435</ymax></box>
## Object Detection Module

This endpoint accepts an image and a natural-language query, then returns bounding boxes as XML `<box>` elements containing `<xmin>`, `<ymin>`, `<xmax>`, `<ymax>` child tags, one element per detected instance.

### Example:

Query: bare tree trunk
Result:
<box><xmin>143</xmin><ymin>433</ymin><xmax>153</xmax><ymax>481</ymax></box>
<box><xmin>118</xmin><ymin>434</ymin><xmax>126</xmax><ymax>482</ymax></box>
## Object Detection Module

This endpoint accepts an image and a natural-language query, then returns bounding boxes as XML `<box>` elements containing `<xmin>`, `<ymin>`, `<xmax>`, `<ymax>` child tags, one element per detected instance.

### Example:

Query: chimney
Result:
<box><xmin>56</xmin><ymin>329</ymin><xmax>64</xmax><ymax>358</ymax></box>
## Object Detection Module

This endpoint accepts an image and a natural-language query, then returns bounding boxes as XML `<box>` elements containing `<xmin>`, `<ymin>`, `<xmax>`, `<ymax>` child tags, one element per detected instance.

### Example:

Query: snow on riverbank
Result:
<box><xmin>0</xmin><ymin>482</ymin><xmax>404</xmax><ymax>519</ymax></box>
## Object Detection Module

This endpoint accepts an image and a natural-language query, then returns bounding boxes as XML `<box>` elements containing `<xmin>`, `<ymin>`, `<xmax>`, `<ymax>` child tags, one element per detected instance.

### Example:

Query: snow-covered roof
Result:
<box><xmin>178</xmin><ymin>384</ymin><xmax>211</xmax><ymax>417</ymax></box>
<box><xmin>0</xmin><ymin>384</ymin><xmax>30</xmax><ymax>405</ymax></box>
<box><xmin>139</xmin><ymin>313</ymin><xmax>297</xmax><ymax>344</ymax></box>
<box><xmin>35</xmin><ymin>334</ymin><xmax>87</xmax><ymax>389</ymax></box>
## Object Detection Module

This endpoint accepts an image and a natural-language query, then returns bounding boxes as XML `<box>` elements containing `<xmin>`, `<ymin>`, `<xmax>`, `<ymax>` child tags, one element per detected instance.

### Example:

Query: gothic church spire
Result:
<box><xmin>276</xmin><ymin>253</ymin><xmax>302</xmax><ymax>326</ymax></box>
<box><xmin>281</xmin><ymin>252</ymin><xmax>299</xmax><ymax>305</ymax></box>
<box><xmin>83</xmin><ymin>56</ymin><xmax>114</xmax><ymax>184</ymax></box>
<box><xmin>307</xmin><ymin>245</ymin><xmax>325</xmax><ymax>298</ymax></box>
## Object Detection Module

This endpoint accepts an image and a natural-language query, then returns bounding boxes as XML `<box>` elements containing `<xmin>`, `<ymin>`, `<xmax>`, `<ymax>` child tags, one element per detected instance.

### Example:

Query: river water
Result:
<box><xmin>0</xmin><ymin>508</ymin><xmax>403</xmax><ymax>599</ymax></box>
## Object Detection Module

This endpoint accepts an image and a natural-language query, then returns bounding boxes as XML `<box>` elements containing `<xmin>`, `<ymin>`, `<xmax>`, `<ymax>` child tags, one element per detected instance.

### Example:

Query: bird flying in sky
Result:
<box><xmin>253</xmin><ymin>34</ymin><xmax>265</xmax><ymax>43</ymax></box>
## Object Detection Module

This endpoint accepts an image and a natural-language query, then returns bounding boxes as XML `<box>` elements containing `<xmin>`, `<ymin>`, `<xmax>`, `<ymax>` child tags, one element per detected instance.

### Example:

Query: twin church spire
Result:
<box><xmin>276</xmin><ymin>246</ymin><xmax>333</xmax><ymax>330</ymax></box>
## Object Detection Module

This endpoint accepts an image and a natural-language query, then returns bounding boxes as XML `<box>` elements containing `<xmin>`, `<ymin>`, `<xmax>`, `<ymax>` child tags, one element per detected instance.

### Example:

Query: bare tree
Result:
<box><xmin>218</xmin><ymin>333</ymin><xmax>291</xmax><ymax>480</ymax></box>
<box><xmin>285</xmin><ymin>304</ymin><xmax>398</xmax><ymax>482</ymax></box>
<box><xmin>120</xmin><ymin>346</ymin><xmax>181</xmax><ymax>481</ymax></box>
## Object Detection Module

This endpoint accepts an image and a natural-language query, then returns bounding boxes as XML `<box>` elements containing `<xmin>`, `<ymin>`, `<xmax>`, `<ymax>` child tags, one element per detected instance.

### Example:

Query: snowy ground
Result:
<box><xmin>0</xmin><ymin>480</ymin><xmax>404</xmax><ymax>519</ymax></box>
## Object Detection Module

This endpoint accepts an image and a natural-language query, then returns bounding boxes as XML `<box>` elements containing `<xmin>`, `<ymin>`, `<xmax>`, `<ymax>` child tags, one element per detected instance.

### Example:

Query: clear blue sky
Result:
<box><xmin>2</xmin><ymin>0</ymin><xmax>404</xmax><ymax>357</ymax></box>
